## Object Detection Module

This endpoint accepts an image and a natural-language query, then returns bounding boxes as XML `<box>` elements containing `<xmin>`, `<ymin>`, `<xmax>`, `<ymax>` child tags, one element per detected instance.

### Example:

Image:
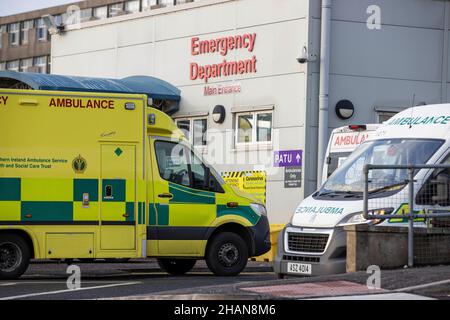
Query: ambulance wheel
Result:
<box><xmin>206</xmin><ymin>232</ymin><xmax>248</xmax><ymax>276</ymax></box>
<box><xmin>0</xmin><ymin>234</ymin><xmax>31</xmax><ymax>280</ymax></box>
<box><xmin>157</xmin><ymin>258</ymin><xmax>196</xmax><ymax>275</ymax></box>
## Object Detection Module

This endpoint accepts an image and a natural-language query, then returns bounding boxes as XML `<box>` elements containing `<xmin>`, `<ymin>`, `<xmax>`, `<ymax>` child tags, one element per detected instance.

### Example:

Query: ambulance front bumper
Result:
<box><xmin>273</xmin><ymin>224</ymin><xmax>347</xmax><ymax>276</ymax></box>
<box><xmin>249</xmin><ymin>215</ymin><xmax>271</xmax><ymax>257</ymax></box>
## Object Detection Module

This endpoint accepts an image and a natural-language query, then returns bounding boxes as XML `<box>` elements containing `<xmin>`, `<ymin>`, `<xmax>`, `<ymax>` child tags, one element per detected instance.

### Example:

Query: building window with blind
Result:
<box><xmin>33</xmin><ymin>56</ymin><xmax>47</xmax><ymax>73</ymax></box>
<box><xmin>20</xmin><ymin>58</ymin><xmax>33</xmax><ymax>72</ymax></box>
<box><xmin>125</xmin><ymin>0</ymin><xmax>140</xmax><ymax>13</ymax></box>
<box><xmin>141</xmin><ymin>0</ymin><xmax>157</xmax><ymax>11</ymax></box>
<box><xmin>0</xmin><ymin>25</ymin><xmax>4</xmax><ymax>49</ymax></box>
<box><xmin>35</xmin><ymin>18</ymin><xmax>48</xmax><ymax>42</ymax></box>
<box><xmin>80</xmin><ymin>8</ymin><xmax>93</xmax><ymax>22</ymax></box>
<box><xmin>108</xmin><ymin>3</ymin><xmax>124</xmax><ymax>17</ymax></box>
<box><xmin>175</xmin><ymin>117</ymin><xmax>208</xmax><ymax>148</ymax></box>
<box><xmin>8</xmin><ymin>23</ymin><xmax>19</xmax><ymax>46</ymax></box>
<box><xmin>6</xmin><ymin>60</ymin><xmax>19</xmax><ymax>72</ymax></box>
<box><xmin>20</xmin><ymin>20</ymin><xmax>33</xmax><ymax>45</ymax></box>
<box><xmin>93</xmin><ymin>6</ymin><xmax>108</xmax><ymax>19</ymax></box>
<box><xmin>235</xmin><ymin>111</ymin><xmax>273</xmax><ymax>146</ymax></box>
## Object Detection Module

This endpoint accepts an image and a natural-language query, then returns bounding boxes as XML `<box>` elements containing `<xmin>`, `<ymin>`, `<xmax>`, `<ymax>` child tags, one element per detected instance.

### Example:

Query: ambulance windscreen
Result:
<box><xmin>317</xmin><ymin>138</ymin><xmax>444</xmax><ymax>198</ymax></box>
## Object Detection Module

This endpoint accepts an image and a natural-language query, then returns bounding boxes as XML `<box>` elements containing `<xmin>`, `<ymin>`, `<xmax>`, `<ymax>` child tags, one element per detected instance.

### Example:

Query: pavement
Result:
<box><xmin>0</xmin><ymin>259</ymin><xmax>449</xmax><ymax>300</ymax></box>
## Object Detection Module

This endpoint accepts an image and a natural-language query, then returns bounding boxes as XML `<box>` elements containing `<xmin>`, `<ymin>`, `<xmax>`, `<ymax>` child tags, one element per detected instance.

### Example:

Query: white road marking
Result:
<box><xmin>1</xmin><ymin>281</ymin><xmax>140</xmax><ymax>284</ymax></box>
<box><xmin>0</xmin><ymin>281</ymin><xmax>140</xmax><ymax>300</ymax></box>
<box><xmin>0</xmin><ymin>283</ymin><xmax>17</xmax><ymax>286</ymax></box>
<box><xmin>395</xmin><ymin>279</ymin><xmax>450</xmax><ymax>292</ymax></box>
<box><xmin>307</xmin><ymin>293</ymin><xmax>434</xmax><ymax>300</ymax></box>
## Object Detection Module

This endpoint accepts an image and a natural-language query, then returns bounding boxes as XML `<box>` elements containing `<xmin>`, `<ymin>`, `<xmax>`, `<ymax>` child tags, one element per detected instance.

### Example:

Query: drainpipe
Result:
<box><xmin>441</xmin><ymin>1</ymin><xmax>449</xmax><ymax>103</ymax></box>
<box><xmin>317</xmin><ymin>0</ymin><xmax>332</xmax><ymax>188</ymax></box>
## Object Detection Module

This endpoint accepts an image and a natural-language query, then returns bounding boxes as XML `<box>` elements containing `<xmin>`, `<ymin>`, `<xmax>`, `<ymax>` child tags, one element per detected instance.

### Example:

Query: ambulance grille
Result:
<box><xmin>287</xmin><ymin>233</ymin><xmax>329</xmax><ymax>253</ymax></box>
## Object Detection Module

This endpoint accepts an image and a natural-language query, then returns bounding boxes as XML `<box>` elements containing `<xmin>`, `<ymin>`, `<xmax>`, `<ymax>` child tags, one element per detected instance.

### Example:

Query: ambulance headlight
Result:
<box><xmin>337</xmin><ymin>213</ymin><xmax>369</xmax><ymax>227</ymax></box>
<box><xmin>250</xmin><ymin>203</ymin><xmax>267</xmax><ymax>217</ymax></box>
<box><xmin>337</xmin><ymin>208</ymin><xmax>393</xmax><ymax>227</ymax></box>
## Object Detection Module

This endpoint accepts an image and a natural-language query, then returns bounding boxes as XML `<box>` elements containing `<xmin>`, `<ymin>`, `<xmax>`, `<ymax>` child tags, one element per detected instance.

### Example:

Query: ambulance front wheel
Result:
<box><xmin>206</xmin><ymin>232</ymin><xmax>249</xmax><ymax>276</ymax></box>
<box><xmin>157</xmin><ymin>258</ymin><xmax>197</xmax><ymax>275</ymax></box>
<box><xmin>0</xmin><ymin>234</ymin><xmax>31</xmax><ymax>280</ymax></box>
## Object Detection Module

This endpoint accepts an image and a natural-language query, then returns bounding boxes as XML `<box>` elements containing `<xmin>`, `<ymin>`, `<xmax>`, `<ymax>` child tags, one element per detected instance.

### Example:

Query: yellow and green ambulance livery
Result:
<box><xmin>0</xmin><ymin>72</ymin><xmax>270</xmax><ymax>279</ymax></box>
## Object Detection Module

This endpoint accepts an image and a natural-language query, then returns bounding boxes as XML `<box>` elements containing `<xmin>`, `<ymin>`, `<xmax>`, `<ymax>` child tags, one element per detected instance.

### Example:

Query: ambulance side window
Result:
<box><xmin>190</xmin><ymin>151</ymin><xmax>206</xmax><ymax>190</ymax></box>
<box><xmin>416</xmin><ymin>152</ymin><xmax>450</xmax><ymax>206</ymax></box>
<box><xmin>154</xmin><ymin>141</ymin><xmax>191</xmax><ymax>187</ymax></box>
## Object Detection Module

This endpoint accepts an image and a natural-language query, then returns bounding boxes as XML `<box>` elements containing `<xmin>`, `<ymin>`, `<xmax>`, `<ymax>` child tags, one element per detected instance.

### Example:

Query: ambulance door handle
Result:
<box><xmin>158</xmin><ymin>193</ymin><xmax>173</xmax><ymax>199</ymax></box>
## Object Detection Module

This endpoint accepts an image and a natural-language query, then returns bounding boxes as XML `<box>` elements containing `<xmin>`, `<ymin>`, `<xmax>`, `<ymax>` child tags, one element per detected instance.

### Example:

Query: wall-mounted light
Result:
<box><xmin>335</xmin><ymin>99</ymin><xmax>354</xmax><ymax>120</ymax></box>
<box><xmin>212</xmin><ymin>105</ymin><xmax>226</xmax><ymax>123</ymax></box>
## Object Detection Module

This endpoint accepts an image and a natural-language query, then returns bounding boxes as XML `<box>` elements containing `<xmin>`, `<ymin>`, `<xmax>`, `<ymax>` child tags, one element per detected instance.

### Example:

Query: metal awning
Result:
<box><xmin>0</xmin><ymin>71</ymin><xmax>181</xmax><ymax>114</ymax></box>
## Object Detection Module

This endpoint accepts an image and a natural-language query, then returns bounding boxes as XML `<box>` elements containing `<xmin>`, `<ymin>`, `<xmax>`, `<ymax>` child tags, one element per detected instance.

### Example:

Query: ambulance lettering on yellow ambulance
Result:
<box><xmin>0</xmin><ymin>72</ymin><xmax>270</xmax><ymax>279</ymax></box>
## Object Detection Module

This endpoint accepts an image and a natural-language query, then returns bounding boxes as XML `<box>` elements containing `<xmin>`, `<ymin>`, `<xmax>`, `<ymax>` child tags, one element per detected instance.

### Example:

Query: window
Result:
<box><xmin>155</xmin><ymin>140</ymin><xmax>191</xmax><ymax>187</ymax></box>
<box><xmin>0</xmin><ymin>25</ymin><xmax>4</xmax><ymax>49</ymax></box>
<box><xmin>0</xmin><ymin>62</ymin><xmax>6</xmax><ymax>71</ymax></box>
<box><xmin>377</xmin><ymin>111</ymin><xmax>397</xmax><ymax>124</ymax></box>
<box><xmin>176</xmin><ymin>120</ymin><xmax>190</xmax><ymax>139</ymax></box>
<box><xmin>80</xmin><ymin>8</ymin><xmax>93</xmax><ymax>22</ymax></box>
<box><xmin>93</xmin><ymin>6</ymin><xmax>108</xmax><ymax>19</ymax></box>
<box><xmin>19</xmin><ymin>58</ymin><xmax>33</xmax><ymax>72</ymax></box>
<box><xmin>33</xmin><ymin>56</ymin><xmax>47</xmax><ymax>73</ymax></box>
<box><xmin>125</xmin><ymin>0</ymin><xmax>140</xmax><ymax>13</ymax></box>
<box><xmin>193</xmin><ymin>118</ymin><xmax>207</xmax><ymax>146</ymax></box>
<box><xmin>318</xmin><ymin>139</ymin><xmax>444</xmax><ymax>198</ymax></box>
<box><xmin>142</xmin><ymin>0</ymin><xmax>158</xmax><ymax>10</ymax></box>
<box><xmin>54</xmin><ymin>14</ymin><xmax>63</xmax><ymax>26</ymax></box>
<box><xmin>8</xmin><ymin>23</ymin><xmax>19</xmax><ymax>46</ymax></box>
<box><xmin>235</xmin><ymin>111</ymin><xmax>273</xmax><ymax>145</ymax></box>
<box><xmin>6</xmin><ymin>60</ymin><xmax>19</xmax><ymax>72</ymax></box>
<box><xmin>154</xmin><ymin>140</ymin><xmax>223</xmax><ymax>192</ymax></box>
<box><xmin>20</xmin><ymin>20</ymin><xmax>32</xmax><ymax>45</ymax></box>
<box><xmin>417</xmin><ymin>153</ymin><xmax>450</xmax><ymax>206</ymax></box>
<box><xmin>108</xmin><ymin>3</ymin><xmax>124</xmax><ymax>17</ymax></box>
<box><xmin>175</xmin><ymin>117</ymin><xmax>207</xmax><ymax>147</ymax></box>
<box><xmin>35</xmin><ymin>18</ymin><xmax>48</xmax><ymax>42</ymax></box>
<box><xmin>159</xmin><ymin>0</ymin><xmax>175</xmax><ymax>6</ymax></box>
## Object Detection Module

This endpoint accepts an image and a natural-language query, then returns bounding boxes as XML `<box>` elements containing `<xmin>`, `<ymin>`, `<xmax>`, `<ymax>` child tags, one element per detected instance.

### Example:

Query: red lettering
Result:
<box><xmin>190</xmin><ymin>62</ymin><xmax>198</xmax><ymax>80</ymax></box>
<box><xmin>248</xmin><ymin>33</ymin><xmax>257</xmax><ymax>52</ymax></box>
<box><xmin>191</xmin><ymin>37</ymin><xmax>199</xmax><ymax>56</ymax></box>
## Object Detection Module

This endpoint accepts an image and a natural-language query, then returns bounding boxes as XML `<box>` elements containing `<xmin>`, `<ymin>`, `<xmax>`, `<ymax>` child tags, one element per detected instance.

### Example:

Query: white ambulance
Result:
<box><xmin>322</xmin><ymin>124</ymin><xmax>380</xmax><ymax>182</ymax></box>
<box><xmin>274</xmin><ymin>104</ymin><xmax>450</xmax><ymax>277</ymax></box>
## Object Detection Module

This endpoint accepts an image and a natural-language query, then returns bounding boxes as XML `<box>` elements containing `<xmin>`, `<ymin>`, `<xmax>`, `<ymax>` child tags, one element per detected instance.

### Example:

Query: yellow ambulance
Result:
<box><xmin>0</xmin><ymin>72</ymin><xmax>270</xmax><ymax>279</ymax></box>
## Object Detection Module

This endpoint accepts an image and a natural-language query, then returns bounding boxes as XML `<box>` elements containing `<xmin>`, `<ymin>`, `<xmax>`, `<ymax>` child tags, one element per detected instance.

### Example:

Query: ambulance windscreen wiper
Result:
<box><xmin>317</xmin><ymin>190</ymin><xmax>362</xmax><ymax>198</ymax></box>
<box><xmin>369</xmin><ymin>181</ymin><xmax>408</xmax><ymax>195</ymax></box>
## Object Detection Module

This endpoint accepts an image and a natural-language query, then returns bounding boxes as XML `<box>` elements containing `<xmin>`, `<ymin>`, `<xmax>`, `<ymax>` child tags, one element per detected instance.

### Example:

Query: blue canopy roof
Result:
<box><xmin>0</xmin><ymin>71</ymin><xmax>181</xmax><ymax>103</ymax></box>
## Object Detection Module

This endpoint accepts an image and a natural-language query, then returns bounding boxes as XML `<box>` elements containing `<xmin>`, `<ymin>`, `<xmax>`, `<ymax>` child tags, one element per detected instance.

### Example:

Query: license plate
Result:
<box><xmin>287</xmin><ymin>262</ymin><xmax>312</xmax><ymax>275</ymax></box>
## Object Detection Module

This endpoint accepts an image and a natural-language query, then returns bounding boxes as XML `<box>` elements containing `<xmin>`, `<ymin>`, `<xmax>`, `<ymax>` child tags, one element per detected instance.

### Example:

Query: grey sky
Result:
<box><xmin>0</xmin><ymin>0</ymin><xmax>77</xmax><ymax>17</ymax></box>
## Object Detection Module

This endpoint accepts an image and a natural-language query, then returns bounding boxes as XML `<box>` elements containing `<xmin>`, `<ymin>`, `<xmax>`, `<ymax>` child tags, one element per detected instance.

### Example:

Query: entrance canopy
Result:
<box><xmin>0</xmin><ymin>71</ymin><xmax>181</xmax><ymax>114</ymax></box>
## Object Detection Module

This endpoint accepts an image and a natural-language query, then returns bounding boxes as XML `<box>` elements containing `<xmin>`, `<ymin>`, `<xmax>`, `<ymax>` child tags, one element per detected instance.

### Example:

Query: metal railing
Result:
<box><xmin>363</xmin><ymin>164</ymin><xmax>450</xmax><ymax>267</ymax></box>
